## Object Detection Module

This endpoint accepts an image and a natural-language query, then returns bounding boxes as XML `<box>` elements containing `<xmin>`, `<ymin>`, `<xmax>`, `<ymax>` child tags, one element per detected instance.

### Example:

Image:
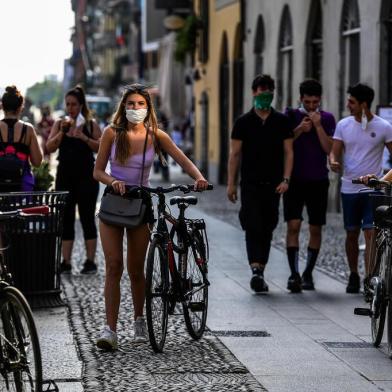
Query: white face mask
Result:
<box><xmin>299</xmin><ymin>104</ymin><xmax>320</xmax><ymax>115</ymax></box>
<box><xmin>126</xmin><ymin>108</ymin><xmax>148</xmax><ymax>124</ymax></box>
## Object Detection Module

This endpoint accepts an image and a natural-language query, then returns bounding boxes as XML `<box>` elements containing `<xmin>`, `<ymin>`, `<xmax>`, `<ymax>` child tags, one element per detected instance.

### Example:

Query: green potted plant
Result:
<box><xmin>32</xmin><ymin>161</ymin><xmax>54</xmax><ymax>191</ymax></box>
<box><xmin>175</xmin><ymin>14</ymin><xmax>202</xmax><ymax>63</ymax></box>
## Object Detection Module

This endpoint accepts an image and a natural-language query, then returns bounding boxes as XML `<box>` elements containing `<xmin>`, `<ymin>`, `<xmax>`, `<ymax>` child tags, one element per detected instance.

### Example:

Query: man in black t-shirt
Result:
<box><xmin>227</xmin><ymin>75</ymin><xmax>294</xmax><ymax>293</ymax></box>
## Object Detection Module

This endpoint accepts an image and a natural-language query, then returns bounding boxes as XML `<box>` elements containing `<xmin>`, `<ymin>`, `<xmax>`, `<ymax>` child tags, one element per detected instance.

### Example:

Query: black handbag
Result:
<box><xmin>98</xmin><ymin>193</ymin><xmax>146</xmax><ymax>228</ymax></box>
<box><xmin>98</xmin><ymin>130</ymin><xmax>149</xmax><ymax>228</ymax></box>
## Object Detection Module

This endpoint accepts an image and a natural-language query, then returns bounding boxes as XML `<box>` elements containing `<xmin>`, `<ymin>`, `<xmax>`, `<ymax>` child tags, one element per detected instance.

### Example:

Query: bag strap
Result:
<box><xmin>7</xmin><ymin>122</ymin><xmax>15</xmax><ymax>144</ymax></box>
<box><xmin>18</xmin><ymin>122</ymin><xmax>27</xmax><ymax>143</ymax></box>
<box><xmin>139</xmin><ymin>128</ymin><xmax>149</xmax><ymax>186</ymax></box>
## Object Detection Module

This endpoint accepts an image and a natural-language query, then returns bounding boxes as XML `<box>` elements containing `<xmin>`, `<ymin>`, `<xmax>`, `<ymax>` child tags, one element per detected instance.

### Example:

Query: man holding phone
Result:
<box><xmin>284</xmin><ymin>79</ymin><xmax>336</xmax><ymax>292</ymax></box>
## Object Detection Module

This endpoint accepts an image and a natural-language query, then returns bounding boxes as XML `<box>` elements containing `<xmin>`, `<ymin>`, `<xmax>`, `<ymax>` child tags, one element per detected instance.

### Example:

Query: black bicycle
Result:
<box><xmin>137</xmin><ymin>183</ymin><xmax>212</xmax><ymax>353</ymax></box>
<box><xmin>0</xmin><ymin>205</ymin><xmax>58</xmax><ymax>392</ymax></box>
<box><xmin>353</xmin><ymin>178</ymin><xmax>392</xmax><ymax>355</ymax></box>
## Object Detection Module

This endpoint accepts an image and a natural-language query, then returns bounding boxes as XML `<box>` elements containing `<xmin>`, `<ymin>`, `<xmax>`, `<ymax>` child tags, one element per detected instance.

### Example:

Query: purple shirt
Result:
<box><xmin>285</xmin><ymin>108</ymin><xmax>336</xmax><ymax>181</ymax></box>
<box><xmin>110</xmin><ymin>143</ymin><xmax>155</xmax><ymax>186</ymax></box>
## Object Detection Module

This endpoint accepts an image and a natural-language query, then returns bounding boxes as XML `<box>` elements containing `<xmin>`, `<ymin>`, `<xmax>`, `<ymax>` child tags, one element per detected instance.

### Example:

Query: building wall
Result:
<box><xmin>244</xmin><ymin>0</ymin><xmax>384</xmax><ymax>118</ymax></box>
<box><xmin>193</xmin><ymin>0</ymin><xmax>240</xmax><ymax>182</ymax></box>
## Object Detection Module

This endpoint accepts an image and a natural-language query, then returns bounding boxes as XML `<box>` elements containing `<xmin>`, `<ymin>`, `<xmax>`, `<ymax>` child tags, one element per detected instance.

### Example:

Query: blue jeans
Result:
<box><xmin>341</xmin><ymin>192</ymin><xmax>375</xmax><ymax>231</ymax></box>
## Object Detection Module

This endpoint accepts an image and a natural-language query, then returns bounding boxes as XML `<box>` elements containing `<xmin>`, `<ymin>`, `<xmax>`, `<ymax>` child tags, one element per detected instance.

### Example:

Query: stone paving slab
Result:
<box><xmin>61</xmin><ymin>270</ymin><xmax>266</xmax><ymax>392</ymax></box>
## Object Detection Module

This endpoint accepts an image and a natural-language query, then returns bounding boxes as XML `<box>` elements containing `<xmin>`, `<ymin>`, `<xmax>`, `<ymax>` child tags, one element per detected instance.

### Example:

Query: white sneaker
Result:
<box><xmin>96</xmin><ymin>325</ymin><xmax>118</xmax><ymax>350</ymax></box>
<box><xmin>133</xmin><ymin>316</ymin><xmax>148</xmax><ymax>343</ymax></box>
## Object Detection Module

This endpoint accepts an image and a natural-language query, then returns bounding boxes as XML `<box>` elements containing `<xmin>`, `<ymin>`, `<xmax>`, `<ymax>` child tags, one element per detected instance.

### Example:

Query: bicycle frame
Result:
<box><xmin>153</xmin><ymin>192</ymin><xmax>197</xmax><ymax>302</ymax></box>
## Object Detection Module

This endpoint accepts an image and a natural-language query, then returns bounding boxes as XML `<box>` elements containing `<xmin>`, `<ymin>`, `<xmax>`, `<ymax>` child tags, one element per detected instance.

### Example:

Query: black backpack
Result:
<box><xmin>0</xmin><ymin>122</ymin><xmax>27</xmax><ymax>192</ymax></box>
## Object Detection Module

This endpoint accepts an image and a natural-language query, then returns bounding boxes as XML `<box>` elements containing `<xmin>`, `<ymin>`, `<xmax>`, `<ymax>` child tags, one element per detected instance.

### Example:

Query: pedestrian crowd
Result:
<box><xmin>1</xmin><ymin>75</ymin><xmax>392</xmax><ymax>352</ymax></box>
<box><xmin>227</xmin><ymin>75</ymin><xmax>392</xmax><ymax>297</ymax></box>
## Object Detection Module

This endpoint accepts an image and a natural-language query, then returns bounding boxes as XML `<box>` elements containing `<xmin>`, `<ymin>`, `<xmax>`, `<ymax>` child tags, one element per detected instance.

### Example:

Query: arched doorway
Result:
<box><xmin>232</xmin><ymin>23</ymin><xmax>244</xmax><ymax>123</ymax></box>
<box><xmin>218</xmin><ymin>33</ymin><xmax>229</xmax><ymax>185</ymax></box>
<box><xmin>306</xmin><ymin>0</ymin><xmax>323</xmax><ymax>81</ymax></box>
<box><xmin>380</xmin><ymin>0</ymin><xmax>392</xmax><ymax>104</ymax></box>
<box><xmin>277</xmin><ymin>5</ymin><xmax>293</xmax><ymax>110</ymax></box>
<box><xmin>254</xmin><ymin>14</ymin><xmax>265</xmax><ymax>76</ymax></box>
<box><xmin>339</xmin><ymin>0</ymin><xmax>360</xmax><ymax>116</ymax></box>
<box><xmin>200</xmin><ymin>91</ymin><xmax>209</xmax><ymax>177</ymax></box>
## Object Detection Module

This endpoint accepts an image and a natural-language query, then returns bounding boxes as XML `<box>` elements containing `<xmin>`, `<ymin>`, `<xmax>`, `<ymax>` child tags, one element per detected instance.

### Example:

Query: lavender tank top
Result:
<box><xmin>110</xmin><ymin>142</ymin><xmax>155</xmax><ymax>186</ymax></box>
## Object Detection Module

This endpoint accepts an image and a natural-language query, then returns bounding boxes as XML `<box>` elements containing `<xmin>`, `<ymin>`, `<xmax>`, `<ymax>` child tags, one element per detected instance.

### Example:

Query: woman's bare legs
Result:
<box><xmin>100</xmin><ymin>221</ymin><xmax>124</xmax><ymax>332</ymax></box>
<box><xmin>126</xmin><ymin>224</ymin><xmax>150</xmax><ymax>320</ymax></box>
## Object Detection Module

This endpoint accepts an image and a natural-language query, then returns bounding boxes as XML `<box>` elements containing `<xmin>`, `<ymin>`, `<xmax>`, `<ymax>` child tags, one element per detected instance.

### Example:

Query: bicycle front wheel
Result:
<box><xmin>0</xmin><ymin>285</ymin><xmax>42</xmax><ymax>392</ymax></box>
<box><xmin>370</xmin><ymin>241</ymin><xmax>389</xmax><ymax>347</ymax></box>
<box><xmin>145</xmin><ymin>238</ymin><xmax>169</xmax><ymax>353</ymax></box>
<box><xmin>181</xmin><ymin>236</ymin><xmax>208</xmax><ymax>340</ymax></box>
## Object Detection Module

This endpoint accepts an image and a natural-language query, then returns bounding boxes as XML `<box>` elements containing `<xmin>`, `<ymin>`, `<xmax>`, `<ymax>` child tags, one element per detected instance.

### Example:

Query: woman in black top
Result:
<box><xmin>46</xmin><ymin>85</ymin><xmax>102</xmax><ymax>274</ymax></box>
<box><xmin>0</xmin><ymin>86</ymin><xmax>42</xmax><ymax>192</ymax></box>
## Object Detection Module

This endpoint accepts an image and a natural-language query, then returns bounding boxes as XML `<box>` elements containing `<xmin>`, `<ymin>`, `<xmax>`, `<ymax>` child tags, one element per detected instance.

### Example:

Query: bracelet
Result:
<box><xmin>282</xmin><ymin>177</ymin><xmax>290</xmax><ymax>184</ymax></box>
<box><xmin>110</xmin><ymin>179</ymin><xmax>116</xmax><ymax>186</ymax></box>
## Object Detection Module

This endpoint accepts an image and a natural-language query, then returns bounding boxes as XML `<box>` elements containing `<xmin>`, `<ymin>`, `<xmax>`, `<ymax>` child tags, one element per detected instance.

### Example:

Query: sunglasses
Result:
<box><xmin>123</xmin><ymin>84</ymin><xmax>150</xmax><ymax>93</ymax></box>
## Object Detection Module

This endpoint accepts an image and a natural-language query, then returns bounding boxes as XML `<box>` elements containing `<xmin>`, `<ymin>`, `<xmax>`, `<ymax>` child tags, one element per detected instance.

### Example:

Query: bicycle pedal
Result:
<box><xmin>354</xmin><ymin>307</ymin><xmax>372</xmax><ymax>316</ymax></box>
<box><xmin>188</xmin><ymin>302</ymin><xmax>205</xmax><ymax>312</ymax></box>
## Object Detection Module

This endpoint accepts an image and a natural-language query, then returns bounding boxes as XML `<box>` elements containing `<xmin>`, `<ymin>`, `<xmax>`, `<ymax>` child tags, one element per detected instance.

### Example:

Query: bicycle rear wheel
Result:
<box><xmin>181</xmin><ymin>235</ymin><xmax>208</xmax><ymax>340</ymax></box>
<box><xmin>145</xmin><ymin>238</ymin><xmax>169</xmax><ymax>353</ymax></box>
<box><xmin>371</xmin><ymin>242</ymin><xmax>389</xmax><ymax>347</ymax></box>
<box><xmin>0</xmin><ymin>285</ymin><xmax>42</xmax><ymax>391</ymax></box>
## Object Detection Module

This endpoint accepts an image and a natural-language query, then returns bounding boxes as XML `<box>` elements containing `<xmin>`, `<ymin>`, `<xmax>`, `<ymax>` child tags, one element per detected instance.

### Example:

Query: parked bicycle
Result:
<box><xmin>353</xmin><ymin>177</ymin><xmax>392</xmax><ymax>356</ymax></box>
<box><xmin>0</xmin><ymin>205</ymin><xmax>58</xmax><ymax>392</ymax></box>
<box><xmin>133</xmin><ymin>183</ymin><xmax>212</xmax><ymax>353</ymax></box>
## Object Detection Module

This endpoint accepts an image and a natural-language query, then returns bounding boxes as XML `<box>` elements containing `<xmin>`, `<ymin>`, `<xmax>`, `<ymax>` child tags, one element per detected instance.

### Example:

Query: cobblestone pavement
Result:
<box><xmin>61</xmin><ymin>171</ymin><xmax>359</xmax><ymax>391</ymax></box>
<box><xmin>61</xmin><ymin>177</ymin><xmax>267</xmax><ymax>391</ymax></box>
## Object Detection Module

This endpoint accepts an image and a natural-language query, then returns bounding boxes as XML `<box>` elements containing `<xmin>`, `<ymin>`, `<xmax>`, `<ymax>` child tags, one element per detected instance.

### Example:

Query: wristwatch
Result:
<box><xmin>282</xmin><ymin>177</ymin><xmax>290</xmax><ymax>184</ymax></box>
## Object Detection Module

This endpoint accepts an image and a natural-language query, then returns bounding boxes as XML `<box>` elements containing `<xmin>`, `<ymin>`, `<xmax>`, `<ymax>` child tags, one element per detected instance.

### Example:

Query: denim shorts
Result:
<box><xmin>341</xmin><ymin>192</ymin><xmax>375</xmax><ymax>231</ymax></box>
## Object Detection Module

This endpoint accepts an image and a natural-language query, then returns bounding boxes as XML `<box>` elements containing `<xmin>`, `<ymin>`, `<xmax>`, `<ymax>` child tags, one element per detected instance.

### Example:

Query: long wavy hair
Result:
<box><xmin>65</xmin><ymin>85</ymin><xmax>92</xmax><ymax>121</ymax></box>
<box><xmin>111</xmin><ymin>84</ymin><xmax>160</xmax><ymax>164</ymax></box>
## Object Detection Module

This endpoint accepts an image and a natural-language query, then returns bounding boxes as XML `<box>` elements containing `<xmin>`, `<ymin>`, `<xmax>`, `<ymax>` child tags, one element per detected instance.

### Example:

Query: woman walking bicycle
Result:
<box><xmin>93</xmin><ymin>84</ymin><xmax>208</xmax><ymax>350</ymax></box>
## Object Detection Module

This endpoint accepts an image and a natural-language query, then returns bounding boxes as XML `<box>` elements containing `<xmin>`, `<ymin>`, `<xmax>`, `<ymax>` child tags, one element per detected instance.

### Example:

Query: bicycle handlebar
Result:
<box><xmin>110</xmin><ymin>183</ymin><xmax>214</xmax><ymax>195</ymax></box>
<box><xmin>352</xmin><ymin>177</ymin><xmax>391</xmax><ymax>188</ymax></box>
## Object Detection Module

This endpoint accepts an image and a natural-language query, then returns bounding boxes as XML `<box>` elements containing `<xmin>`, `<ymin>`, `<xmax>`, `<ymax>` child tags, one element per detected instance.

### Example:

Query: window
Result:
<box><xmin>340</xmin><ymin>0</ymin><xmax>360</xmax><ymax>115</ymax></box>
<box><xmin>277</xmin><ymin>5</ymin><xmax>293</xmax><ymax>110</ymax></box>
<box><xmin>380</xmin><ymin>0</ymin><xmax>392</xmax><ymax>104</ymax></box>
<box><xmin>254</xmin><ymin>15</ymin><xmax>265</xmax><ymax>75</ymax></box>
<box><xmin>306</xmin><ymin>0</ymin><xmax>322</xmax><ymax>81</ymax></box>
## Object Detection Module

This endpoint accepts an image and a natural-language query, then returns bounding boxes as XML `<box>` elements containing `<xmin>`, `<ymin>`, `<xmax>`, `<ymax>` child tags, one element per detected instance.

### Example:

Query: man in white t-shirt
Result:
<box><xmin>330</xmin><ymin>83</ymin><xmax>392</xmax><ymax>293</ymax></box>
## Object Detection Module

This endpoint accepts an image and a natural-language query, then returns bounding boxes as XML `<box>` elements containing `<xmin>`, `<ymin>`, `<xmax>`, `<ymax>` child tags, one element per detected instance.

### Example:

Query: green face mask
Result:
<box><xmin>254</xmin><ymin>91</ymin><xmax>274</xmax><ymax>110</ymax></box>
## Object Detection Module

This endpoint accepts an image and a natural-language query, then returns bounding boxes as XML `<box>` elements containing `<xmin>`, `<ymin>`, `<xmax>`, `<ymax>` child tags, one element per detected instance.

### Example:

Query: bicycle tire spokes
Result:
<box><xmin>0</xmin><ymin>286</ymin><xmax>42</xmax><ymax>391</ymax></box>
<box><xmin>145</xmin><ymin>239</ymin><xmax>169</xmax><ymax>353</ymax></box>
<box><xmin>181</xmin><ymin>244</ymin><xmax>208</xmax><ymax>340</ymax></box>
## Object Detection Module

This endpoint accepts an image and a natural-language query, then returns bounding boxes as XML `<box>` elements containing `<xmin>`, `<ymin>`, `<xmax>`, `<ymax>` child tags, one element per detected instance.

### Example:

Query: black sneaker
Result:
<box><xmin>250</xmin><ymin>268</ymin><xmax>269</xmax><ymax>293</ymax></box>
<box><xmin>80</xmin><ymin>259</ymin><xmax>97</xmax><ymax>275</ymax></box>
<box><xmin>301</xmin><ymin>272</ymin><xmax>315</xmax><ymax>290</ymax></box>
<box><xmin>346</xmin><ymin>272</ymin><xmax>360</xmax><ymax>293</ymax></box>
<box><xmin>60</xmin><ymin>260</ymin><xmax>72</xmax><ymax>274</ymax></box>
<box><xmin>287</xmin><ymin>273</ymin><xmax>302</xmax><ymax>293</ymax></box>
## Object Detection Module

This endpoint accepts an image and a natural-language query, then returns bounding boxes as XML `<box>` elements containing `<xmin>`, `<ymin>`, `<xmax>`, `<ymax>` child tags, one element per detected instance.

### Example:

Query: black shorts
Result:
<box><xmin>283</xmin><ymin>179</ymin><xmax>329</xmax><ymax>225</ymax></box>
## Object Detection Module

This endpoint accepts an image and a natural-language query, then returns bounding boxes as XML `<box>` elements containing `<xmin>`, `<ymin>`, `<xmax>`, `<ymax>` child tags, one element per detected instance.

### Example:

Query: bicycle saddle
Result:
<box><xmin>169</xmin><ymin>196</ymin><xmax>198</xmax><ymax>206</ymax></box>
<box><xmin>375</xmin><ymin>205</ymin><xmax>392</xmax><ymax>226</ymax></box>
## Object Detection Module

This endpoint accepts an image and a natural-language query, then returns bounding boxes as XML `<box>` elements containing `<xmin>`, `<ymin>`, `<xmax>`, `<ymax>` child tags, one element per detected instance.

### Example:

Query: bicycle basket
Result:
<box><xmin>187</xmin><ymin>218</ymin><xmax>209</xmax><ymax>262</ymax></box>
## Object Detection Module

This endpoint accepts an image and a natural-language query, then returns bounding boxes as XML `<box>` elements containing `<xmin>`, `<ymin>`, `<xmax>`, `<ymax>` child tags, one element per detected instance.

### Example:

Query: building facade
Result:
<box><xmin>193</xmin><ymin>0</ymin><xmax>392</xmax><ymax>210</ymax></box>
<box><xmin>193</xmin><ymin>0</ymin><xmax>242</xmax><ymax>183</ymax></box>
